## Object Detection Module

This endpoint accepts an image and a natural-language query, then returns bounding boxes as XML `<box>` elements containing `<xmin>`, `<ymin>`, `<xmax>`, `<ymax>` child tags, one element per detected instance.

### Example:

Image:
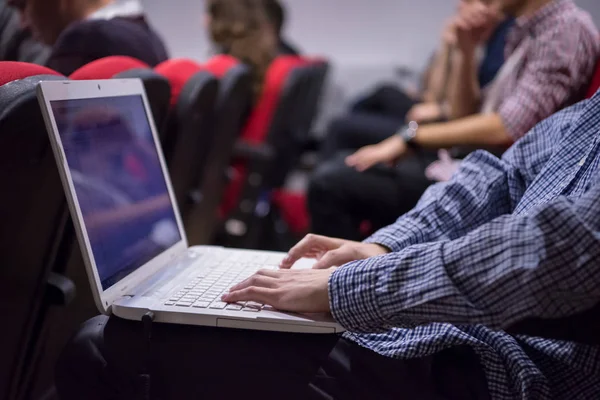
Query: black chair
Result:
<box><xmin>216</xmin><ymin>56</ymin><xmax>313</xmax><ymax>249</ymax></box>
<box><xmin>155</xmin><ymin>59</ymin><xmax>219</xmax><ymax>223</ymax></box>
<box><xmin>0</xmin><ymin>62</ymin><xmax>75</xmax><ymax>400</ymax></box>
<box><xmin>184</xmin><ymin>55</ymin><xmax>253</xmax><ymax>245</ymax></box>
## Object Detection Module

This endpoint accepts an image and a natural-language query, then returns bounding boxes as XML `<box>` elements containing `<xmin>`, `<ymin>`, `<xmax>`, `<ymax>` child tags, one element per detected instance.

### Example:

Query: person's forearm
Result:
<box><xmin>332</xmin><ymin>180</ymin><xmax>600</xmax><ymax>332</ymax></box>
<box><xmin>447</xmin><ymin>49</ymin><xmax>481</xmax><ymax>119</ymax></box>
<box><xmin>364</xmin><ymin>149</ymin><xmax>515</xmax><ymax>252</ymax></box>
<box><xmin>415</xmin><ymin>113</ymin><xmax>512</xmax><ymax>148</ymax></box>
<box><xmin>422</xmin><ymin>43</ymin><xmax>452</xmax><ymax>103</ymax></box>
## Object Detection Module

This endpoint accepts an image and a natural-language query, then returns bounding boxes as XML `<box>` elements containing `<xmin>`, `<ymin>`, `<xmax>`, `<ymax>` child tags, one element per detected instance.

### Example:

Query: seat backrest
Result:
<box><xmin>217</xmin><ymin>56</ymin><xmax>311</xmax><ymax>247</ymax></box>
<box><xmin>0</xmin><ymin>62</ymin><xmax>69</xmax><ymax>400</ymax></box>
<box><xmin>184</xmin><ymin>55</ymin><xmax>253</xmax><ymax>245</ymax></box>
<box><xmin>154</xmin><ymin>59</ymin><xmax>219</xmax><ymax>220</ymax></box>
<box><xmin>585</xmin><ymin>58</ymin><xmax>600</xmax><ymax>99</ymax></box>
<box><xmin>69</xmin><ymin>56</ymin><xmax>171</xmax><ymax>135</ymax></box>
<box><xmin>301</xmin><ymin>58</ymin><xmax>330</xmax><ymax>134</ymax></box>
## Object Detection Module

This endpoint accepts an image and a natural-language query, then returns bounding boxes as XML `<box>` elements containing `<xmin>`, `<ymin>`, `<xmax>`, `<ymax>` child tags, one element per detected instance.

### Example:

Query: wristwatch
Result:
<box><xmin>398</xmin><ymin>121</ymin><xmax>419</xmax><ymax>148</ymax></box>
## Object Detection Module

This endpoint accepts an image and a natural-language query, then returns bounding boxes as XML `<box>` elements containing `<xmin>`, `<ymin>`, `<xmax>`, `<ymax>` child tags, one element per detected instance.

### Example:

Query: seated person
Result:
<box><xmin>1</xmin><ymin>0</ymin><xmax>48</xmax><ymax>62</ymax></box>
<box><xmin>263</xmin><ymin>0</ymin><xmax>301</xmax><ymax>56</ymax></box>
<box><xmin>321</xmin><ymin>0</ymin><xmax>514</xmax><ymax>160</ymax></box>
<box><xmin>207</xmin><ymin>0</ymin><xmax>277</xmax><ymax>102</ymax></box>
<box><xmin>18</xmin><ymin>0</ymin><xmax>168</xmax><ymax>75</ymax></box>
<box><xmin>311</xmin><ymin>0</ymin><xmax>599</xmax><ymax>240</ymax></box>
<box><xmin>56</xmin><ymin>79</ymin><xmax>600</xmax><ymax>400</ymax></box>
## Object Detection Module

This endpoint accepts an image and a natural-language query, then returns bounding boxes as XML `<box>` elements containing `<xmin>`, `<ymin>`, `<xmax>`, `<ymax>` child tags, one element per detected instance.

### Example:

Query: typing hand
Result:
<box><xmin>345</xmin><ymin>135</ymin><xmax>406</xmax><ymax>172</ymax></box>
<box><xmin>221</xmin><ymin>268</ymin><xmax>335</xmax><ymax>313</ymax></box>
<box><xmin>281</xmin><ymin>234</ymin><xmax>389</xmax><ymax>270</ymax></box>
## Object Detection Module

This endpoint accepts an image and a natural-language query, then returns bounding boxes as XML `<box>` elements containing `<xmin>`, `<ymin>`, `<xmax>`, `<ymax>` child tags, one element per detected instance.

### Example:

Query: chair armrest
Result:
<box><xmin>46</xmin><ymin>272</ymin><xmax>76</xmax><ymax>306</ymax></box>
<box><xmin>233</xmin><ymin>140</ymin><xmax>275</xmax><ymax>162</ymax></box>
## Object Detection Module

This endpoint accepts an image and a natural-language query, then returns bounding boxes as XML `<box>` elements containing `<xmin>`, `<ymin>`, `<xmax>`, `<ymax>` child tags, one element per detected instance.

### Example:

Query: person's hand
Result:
<box><xmin>442</xmin><ymin>18</ymin><xmax>458</xmax><ymax>46</ymax></box>
<box><xmin>222</xmin><ymin>268</ymin><xmax>336</xmax><ymax>313</ymax></box>
<box><xmin>345</xmin><ymin>136</ymin><xmax>407</xmax><ymax>172</ymax></box>
<box><xmin>281</xmin><ymin>234</ymin><xmax>390</xmax><ymax>270</ymax></box>
<box><xmin>406</xmin><ymin>102</ymin><xmax>443</xmax><ymax>124</ymax></box>
<box><xmin>425</xmin><ymin>149</ymin><xmax>462</xmax><ymax>182</ymax></box>
<box><xmin>455</xmin><ymin>1</ymin><xmax>501</xmax><ymax>54</ymax></box>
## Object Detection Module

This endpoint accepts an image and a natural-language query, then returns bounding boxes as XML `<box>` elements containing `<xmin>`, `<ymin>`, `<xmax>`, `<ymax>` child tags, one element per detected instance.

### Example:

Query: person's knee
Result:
<box><xmin>308</xmin><ymin>158</ymin><xmax>350</xmax><ymax>210</ymax></box>
<box><xmin>55</xmin><ymin>315</ymin><xmax>109</xmax><ymax>399</ymax></box>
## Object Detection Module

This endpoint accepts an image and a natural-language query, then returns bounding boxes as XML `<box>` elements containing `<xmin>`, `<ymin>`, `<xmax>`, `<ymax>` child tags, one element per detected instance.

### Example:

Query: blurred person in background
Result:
<box><xmin>1</xmin><ymin>0</ymin><xmax>48</xmax><ymax>62</ymax></box>
<box><xmin>310</xmin><ymin>0</ymin><xmax>599</xmax><ymax>241</ymax></box>
<box><xmin>263</xmin><ymin>0</ymin><xmax>301</xmax><ymax>56</ymax></box>
<box><xmin>207</xmin><ymin>0</ymin><xmax>277</xmax><ymax>101</ymax></box>
<box><xmin>321</xmin><ymin>0</ymin><xmax>514</xmax><ymax>160</ymax></box>
<box><xmin>13</xmin><ymin>0</ymin><xmax>168</xmax><ymax>75</ymax></box>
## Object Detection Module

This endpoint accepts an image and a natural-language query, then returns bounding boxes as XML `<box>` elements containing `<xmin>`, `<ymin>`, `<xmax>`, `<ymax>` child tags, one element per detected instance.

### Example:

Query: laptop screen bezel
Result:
<box><xmin>37</xmin><ymin>79</ymin><xmax>188</xmax><ymax>314</ymax></box>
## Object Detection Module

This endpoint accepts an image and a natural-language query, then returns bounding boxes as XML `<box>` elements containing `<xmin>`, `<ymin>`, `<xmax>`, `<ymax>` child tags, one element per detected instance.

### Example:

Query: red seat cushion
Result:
<box><xmin>69</xmin><ymin>56</ymin><xmax>149</xmax><ymax>80</ymax></box>
<box><xmin>204</xmin><ymin>55</ymin><xmax>239</xmax><ymax>79</ymax></box>
<box><xmin>272</xmin><ymin>190</ymin><xmax>310</xmax><ymax>234</ymax></box>
<box><xmin>219</xmin><ymin>56</ymin><xmax>308</xmax><ymax>217</ymax></box>
<box><xmin>0</xmin><ymin>62</ymin><xmax>62</xmax><ymax>86</ymax></box>
<box><xmin>154</xmin><ymin>59</ymin><xmax>205</xmax><ymax>108</ymax></box>
<box><xmin>586</xmin><ymin>59</ymin><xmax>600</xmax><ymax>99</ymax></box>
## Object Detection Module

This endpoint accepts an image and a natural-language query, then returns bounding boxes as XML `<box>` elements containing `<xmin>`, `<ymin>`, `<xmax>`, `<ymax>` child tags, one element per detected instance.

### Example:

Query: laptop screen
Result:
<box><xmin>50</xmin><ymin>95</ymin><xmax>181</xmax><ymax>290</ymax></box>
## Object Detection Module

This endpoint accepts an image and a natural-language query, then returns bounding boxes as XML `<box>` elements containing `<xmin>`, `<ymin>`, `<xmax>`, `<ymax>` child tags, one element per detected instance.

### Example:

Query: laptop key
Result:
<box><xmin>242</xmin><ymin>307</ymin><xmax>260</xmax><ymax>312</ymax></box>
<box><xmin>209</xmin><ymin>302</ymin><xmax>227</xmax><ymax>309</ymax></box>
<box><xmin>176</xmin><ymin>301</ymin><xmax>193</xmax><ymax>307</ymax></box>
<box><xmin>192</xmin><ymin>301</ymin><xmax>210</xmax><ymax>308</ymax></box>
<box><xmin>164</xmin><ymin>302</ymin><xmax>175</xmax><ymax>306</ymax></box>
<box><xmin>225</xmin><ymin>304</ymin><xmax>243</xmax><ymax>311</ymax></box>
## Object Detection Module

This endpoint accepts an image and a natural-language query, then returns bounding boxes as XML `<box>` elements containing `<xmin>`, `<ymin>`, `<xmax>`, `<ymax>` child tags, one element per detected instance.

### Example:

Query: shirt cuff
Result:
<box><xmin>363</xmin><ymin>230</ymin><xmax>405</xmax><ymax>253</ymax></box>
<box><xmin>328</xmin><ymin>259</ymin><xmax>387</xmax><ymax>333</ymax></box>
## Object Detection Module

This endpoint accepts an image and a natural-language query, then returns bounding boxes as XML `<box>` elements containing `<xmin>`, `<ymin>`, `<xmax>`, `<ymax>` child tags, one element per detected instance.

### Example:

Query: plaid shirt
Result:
<box><xmin>494</xmin><ymin>0</ymin><xmax>599</xmax><ymax>141</ymax></box>
<box><xmin>329</xmin><ymin>94</ymin><xmax>600</xmax><ymax>399</ymax></box>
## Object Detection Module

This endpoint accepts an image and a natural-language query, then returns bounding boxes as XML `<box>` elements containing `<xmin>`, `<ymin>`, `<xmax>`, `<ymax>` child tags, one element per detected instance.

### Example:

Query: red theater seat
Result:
<box><xmin>184</xmin><ymin>56</ymin><xmax>253</xmax><ymax>245</ymax></box>
<box><xmin>70</xmin><ymin>56</ymin><xmax>171</xmax><ymax>134</ymax></box>
<box><xmin>216</xmin><ymin>56</ymin><xmax>322</xmax><ymax>248</ymax></box>
<box><xmin>154</xmin><ymin>59</ymin><xmax>219</xmax><ymax>219</ymax></box>
<box><xmin>68</xmin><ymin>56</ymin><xmax>149</xmax><ymax>80</ymax></box>
<box><xmin>219</xmin><ymin>56</ymin><xmax>307</xmax><ymax>218</ymax></box>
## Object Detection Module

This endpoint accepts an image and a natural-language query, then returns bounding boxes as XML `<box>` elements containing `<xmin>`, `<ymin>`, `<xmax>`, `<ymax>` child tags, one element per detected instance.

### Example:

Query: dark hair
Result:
<box><xmin>207</xmin><ymin>0</ymin><xmax>275</xmax><ymax>101</ymax></box>
<box><xmin>263</xmin><ymin>0</ymin><xmax>284</xmax><ymax>35</ymax></box>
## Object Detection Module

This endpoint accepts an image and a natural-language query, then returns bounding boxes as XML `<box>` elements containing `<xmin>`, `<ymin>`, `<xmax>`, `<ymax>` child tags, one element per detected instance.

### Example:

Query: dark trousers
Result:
<box><xmin>55</xmin><ymin>315</ymin><xmax>489</xmax><ymax>400</ymax></box>
<box><xmin>321</xmin><ymin>84</ymin><xmax>417</xmax><ymax>161</ymax></box>
<box><xmin>320</xmin><ymin>112</ymin><xmax>405</xmax><ymax>161</ymax></box>
<box><xmin>309</xmin><ymin>151</ymin><xmax>437</xmax><ymax>240</ymax></box>
<box><xmin>351</xmin><ymin>84</ymin><xmax>418</xmax><ymax>119</ymax></box>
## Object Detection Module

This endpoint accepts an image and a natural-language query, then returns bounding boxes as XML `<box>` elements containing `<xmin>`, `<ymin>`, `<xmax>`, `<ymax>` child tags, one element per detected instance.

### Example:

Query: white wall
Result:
<box><xmin>145</xmin><ymin>0</ymin><xmax>600</xmax><ymax>67</ymax></box>
<box><xmin>143</xmin><ymin>0</ymin><xmax>600</xmax><ymax>128</ymax></box>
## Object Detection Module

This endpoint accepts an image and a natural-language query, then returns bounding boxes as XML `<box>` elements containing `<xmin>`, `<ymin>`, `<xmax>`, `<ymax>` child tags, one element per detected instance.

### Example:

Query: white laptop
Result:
<box><xmin>37</xmin><ymin>78</ymin><xmax>343</xmax><ymax>334</ymax></box>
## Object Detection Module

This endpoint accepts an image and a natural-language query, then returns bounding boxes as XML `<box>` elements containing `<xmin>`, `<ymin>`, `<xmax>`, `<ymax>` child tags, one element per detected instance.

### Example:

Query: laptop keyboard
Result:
<box><xmin>163</xmin><ymin>251</ymin><xmax>284</xmax><ymax>312</ymax></box>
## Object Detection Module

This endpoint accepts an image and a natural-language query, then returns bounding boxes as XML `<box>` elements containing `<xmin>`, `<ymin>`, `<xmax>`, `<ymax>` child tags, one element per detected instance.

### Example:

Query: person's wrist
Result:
<box><xmin>369</xmin><ymin>243</ymin><xmax>391</xmax><ymax>255</ymax></box>
<box><xmin>397</xmin><ymin>121</ymin><xmax>419</xmax><ymax>150</ymax></box>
